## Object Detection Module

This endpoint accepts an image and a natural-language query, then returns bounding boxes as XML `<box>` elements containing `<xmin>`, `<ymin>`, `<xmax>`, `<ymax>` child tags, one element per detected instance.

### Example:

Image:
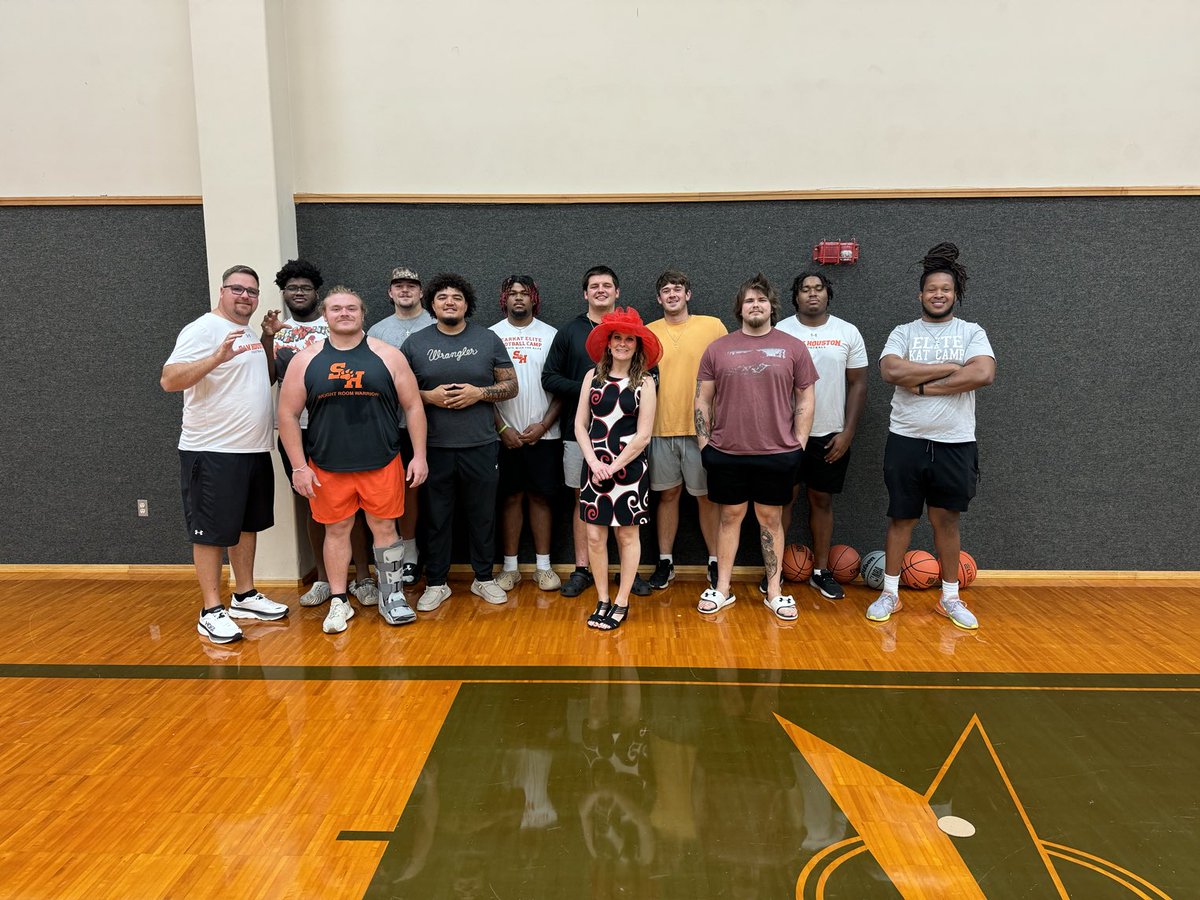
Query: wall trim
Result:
<box><xmin>2</xmin><ymin>564</ymin><xmax>1198</xmax><ymax>587</ymax></box>
<box><xmin>3</xmin><ymin>186</ymin><xmax>1199</xmax><ymax>207</ymax></box>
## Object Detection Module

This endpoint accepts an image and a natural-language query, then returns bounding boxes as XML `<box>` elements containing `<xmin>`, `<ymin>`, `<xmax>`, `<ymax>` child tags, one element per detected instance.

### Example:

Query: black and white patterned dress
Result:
<box><xmin>579</xmin><ymin>375</ymin><xmax>649</xmax><ymax>526</ymax></box>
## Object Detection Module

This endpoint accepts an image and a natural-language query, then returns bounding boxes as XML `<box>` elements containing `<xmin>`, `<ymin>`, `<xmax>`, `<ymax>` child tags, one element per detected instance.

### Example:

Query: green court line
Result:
<box><xmin>0</xmin><ymin>662</ymin><xmax>1197</xmax><ymax>690</ymax></box>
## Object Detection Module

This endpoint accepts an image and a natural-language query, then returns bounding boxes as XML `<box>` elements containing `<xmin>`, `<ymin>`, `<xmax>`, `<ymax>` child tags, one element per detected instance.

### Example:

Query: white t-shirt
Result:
<box><xmin>166</xmin><ymin>312</ymin><xmax>274</xmax><ymax>452</ymax></box>
<box><xmin>272</xmin><ymin>315</ymin><xmax>329</xmax><ymax>429</ymax></box>
<box><xmin>881</xmin><ymin>317</ymin><xmax>994</xmax><ymax>443</ymax></box>
<box><xmin>776</xmin><ymin>313</ymin><xmax>868</xmax><ymax>437</ymax></box>
<box><xmin>489</xmin><ymin>317</ymin><xmax>561</xmax><ymax>438</ymax></box>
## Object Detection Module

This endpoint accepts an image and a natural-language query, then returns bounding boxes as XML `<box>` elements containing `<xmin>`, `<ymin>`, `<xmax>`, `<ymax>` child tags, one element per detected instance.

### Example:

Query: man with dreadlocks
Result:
<box><xmin>489</xmin><ymin>275</ymin><xmax>563</xmax><ymax>592</ymax></box>
<box><xmin>867</xmin><ymin>242</ymin><xmax>996</xmax><ymax>631</ymax></box>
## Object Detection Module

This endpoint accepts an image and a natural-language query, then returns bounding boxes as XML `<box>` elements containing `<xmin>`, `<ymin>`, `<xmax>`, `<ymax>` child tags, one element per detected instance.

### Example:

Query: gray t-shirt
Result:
<box><xmin>368</xmin><ymin>310</ymin><xmax>434</xmax><ymax>427</ymax></box>
<box><xmin>402</xmin><ymin>322</ymin><xmax>514</xmax><ymax>448</ymax></box>
<box><xmin>881</xmin><ymin>317</ymin><xmax>994</xmax><ymax>442</ymax></box>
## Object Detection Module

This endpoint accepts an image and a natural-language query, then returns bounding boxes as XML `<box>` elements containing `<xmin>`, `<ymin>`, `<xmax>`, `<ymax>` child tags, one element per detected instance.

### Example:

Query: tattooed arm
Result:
<box><xmin>446</xmin><ymin>366</ymin><xmax>518</xmax><ymax>408</ymax></box>
<box><xmin>694</xmin><ymin>379</ymin><xmax>716</xmax><ymax>450</ymax></box>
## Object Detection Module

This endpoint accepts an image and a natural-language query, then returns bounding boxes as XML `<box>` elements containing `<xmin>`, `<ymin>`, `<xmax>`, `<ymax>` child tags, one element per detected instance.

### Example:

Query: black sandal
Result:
<box><xmin>597</xmin><ymin>603</ymin><xmax>629</xmax><ymax>631</ymax></box>
<box><xmin>587</xmin><ymin>600</ymin><xmax>613</xmax><ymax>629</ymax></box>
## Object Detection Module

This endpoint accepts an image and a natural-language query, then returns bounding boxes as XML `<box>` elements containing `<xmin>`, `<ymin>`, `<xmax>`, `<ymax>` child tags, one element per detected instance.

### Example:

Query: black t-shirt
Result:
<box><xmin>402</xmin><ymin>322</ymin><xmax>514</xmax><ymax>448</ymax></box>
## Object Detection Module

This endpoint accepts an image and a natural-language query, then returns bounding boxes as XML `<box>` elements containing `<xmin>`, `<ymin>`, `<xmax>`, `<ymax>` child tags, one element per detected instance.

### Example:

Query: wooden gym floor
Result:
<box><xmin>0</xmin><ymin>571</ymin><xmax>1196</xmax><ymax>898</ymax></box>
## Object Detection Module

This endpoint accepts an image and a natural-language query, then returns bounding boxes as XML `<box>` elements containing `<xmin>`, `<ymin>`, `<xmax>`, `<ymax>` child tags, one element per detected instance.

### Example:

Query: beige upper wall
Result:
<box><xmin>4</xmin><ymin>0</ymin><xmax>1198</xmax><ymax>197</ymax></box>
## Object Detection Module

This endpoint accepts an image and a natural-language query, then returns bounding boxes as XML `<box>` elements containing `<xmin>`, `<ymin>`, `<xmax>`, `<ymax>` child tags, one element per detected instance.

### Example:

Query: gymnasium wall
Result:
<box><xmin>3</xmin><ymin>196</ymin><xmax>1196</xmax><ymax>568</ymax></box>
<box><xmin>4</xmin><ymin>1</ymin><xmax>1199</xmax><ymax>197</ymax></box>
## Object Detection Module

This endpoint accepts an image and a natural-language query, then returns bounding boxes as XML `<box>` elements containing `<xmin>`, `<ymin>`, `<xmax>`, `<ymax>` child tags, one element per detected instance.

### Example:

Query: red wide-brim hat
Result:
<box><xmin>585</xmin><ymin>307</ymin><xmax>663</xmax><ymax>368</ymax></box>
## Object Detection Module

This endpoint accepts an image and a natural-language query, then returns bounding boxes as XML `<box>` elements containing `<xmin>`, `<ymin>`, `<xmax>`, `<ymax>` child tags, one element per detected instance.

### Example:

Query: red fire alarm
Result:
<box><xmin>813</xmin><ymin>240</ymin><xmax>860</xmax><ymax>265</ymax></box>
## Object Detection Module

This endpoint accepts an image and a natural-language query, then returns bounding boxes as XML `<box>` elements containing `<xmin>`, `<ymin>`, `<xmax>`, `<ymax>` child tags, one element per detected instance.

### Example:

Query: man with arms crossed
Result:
<box><xmin>403</xmin><ymin>273</ymin><xmax>517</xmax><ymax>611</ymax></box>
<box><xmin>645</xmin><ymin>269</ymin><xmax>727</xmax><ymax>590</ymax></box>
<box><xmin>490</xmin><ymin>275</ymin><xmax>563</xmax><ymax>592</ymax></box>
<box><xmin>542</xmin><ymin>266</ymin><xmax>651</xmax><ymax>599</ymax></box>
<box><xmin>776</xmin><ymin>271</ymin><xmax>868</xmax><ymax>600</ymax></box>
<box><xmin>279</xmin><ymin>287</ymin><xmax>428</xmax><ymax>632</ymax></box>
<box><xmin>161</xmin><ymin>264</ymin><xmax>289</xmax><ymax>644</ymax></box>
<box><xmin>368</xmin><ymin>266</ymin><xmax>434</xmax><ymax>585</ymax></box>
<box><xmin>695</xmin><ymin>274</ymin><xmax>817</xmax><ymax>622</ymax></box>
<box><xmin>867</xmin><ymin>242</ymin><xmax>995</xmax><ymax>630</ymax></box>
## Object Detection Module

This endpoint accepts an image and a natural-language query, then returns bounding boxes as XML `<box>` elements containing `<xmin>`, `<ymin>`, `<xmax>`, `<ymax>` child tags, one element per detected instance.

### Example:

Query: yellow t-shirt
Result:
<box><xmin>647</xmin><ymin>314</ymin><xmax>728</xmax><ymax>436</ymax></box>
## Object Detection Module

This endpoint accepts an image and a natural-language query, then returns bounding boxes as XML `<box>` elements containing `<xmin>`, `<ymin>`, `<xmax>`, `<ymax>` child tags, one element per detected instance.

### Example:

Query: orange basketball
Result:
<box><xmin>782</xmin><ymin>544</ymin><xmax>814</xmax><ymax>582</ymax></box>
<box><xmin>958</xmin><ymin>551</ymin><xmax>978</xmax><ymax>588</ymax></box>
<box><xmin>828</xmin><ymin>544</ymin><xmax>861</xmax><ymax>584</ymax></box>
<box><xmin>901</xmin><ymin>550</ymin><xmax>940</xmax><ymax>589</ymax></box>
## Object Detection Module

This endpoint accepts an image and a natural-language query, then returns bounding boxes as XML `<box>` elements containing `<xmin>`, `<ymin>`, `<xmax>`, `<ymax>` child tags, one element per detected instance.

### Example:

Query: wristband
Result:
<box><xmin>293</xmin><ymin>465</ymin><xmax>310</xmax><ymax>474</ymax></box>
<box><xmin>918</xmin><ymin>384</ymin><xmax>925</xmax><ymax>395</ymax></box>
<box><xmin>498</xmin><ymin>424</ymin><xmax>509</xmax><ymax>434</ymax></box>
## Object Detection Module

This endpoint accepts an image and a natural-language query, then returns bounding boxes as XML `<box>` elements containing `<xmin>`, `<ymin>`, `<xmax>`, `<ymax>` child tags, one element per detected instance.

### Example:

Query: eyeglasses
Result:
<box><xmin>222</xmin><ymin>284</ymin><xmax>261</xmax><ymax>298</ymax></box>
<box><xmin>283</xmin><ymin>285</ymin><xmax>316</xmax><ymax>294</ymax></box>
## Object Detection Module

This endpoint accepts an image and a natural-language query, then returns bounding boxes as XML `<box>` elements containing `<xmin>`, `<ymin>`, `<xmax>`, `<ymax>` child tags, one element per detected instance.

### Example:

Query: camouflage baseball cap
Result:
<box><xmin>390</xmin><ymin>266</ymin><xmax>421</xmax><ymax>284</ymax></box>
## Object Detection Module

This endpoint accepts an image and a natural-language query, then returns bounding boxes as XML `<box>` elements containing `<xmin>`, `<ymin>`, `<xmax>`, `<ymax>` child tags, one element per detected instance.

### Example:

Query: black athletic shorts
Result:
<box><xmin>797</xmin><ymin>432</ymin><xmax>852</xmax><ymax>494</ymax></box>
<box><xmin>701</xmin><ymin>445</ymin><xmax>802</xmax><ymax>506</ymax></box>
<box><xmin>883</xmin><ymin>432</ymin><xmax>978</xmax><ymax>518</ymax></box>
<box><xmin>276</xmin><ymin>431</ymin><xmax>314</xmax><ymax>482</ymax></box>
<box><xmin>498</xmin><ymin>439</ymin><xmax>563</xmax><ymax>498</ymax></box>
<box><xmin>180</xmin><ymin>450</ymin><xmax>275</xmax><ymax>546</ymax></box>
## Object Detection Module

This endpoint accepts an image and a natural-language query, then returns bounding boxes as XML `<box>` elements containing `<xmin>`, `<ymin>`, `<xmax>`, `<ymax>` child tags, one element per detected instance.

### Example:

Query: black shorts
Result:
<box><xmin>883</xmin><ymin>432</ymin><xmax>978</xmax><ymax>518</ymax></box>
<box><xmin>180</xmin><ymin>450</ymin><xmax>275</xmax><ymax>546</ymax></box>
<box><xmin>797</xmin><ymin>433</ymin><xmax>852</xmax><ymax>494</ymax></box>
<box><xmin>276</xmin><ymin>432</ymin><xmax>314</xmax><ymax>482</ymax></box>
<box><xmin>701</xmin><ymin>445</ymin><xmax>801</xmax><ymax>507</ymax></box>
<box><xmin>498</xmin><ymin>439</ymin><xmax>563</xmax><ymax>498</ymax></box>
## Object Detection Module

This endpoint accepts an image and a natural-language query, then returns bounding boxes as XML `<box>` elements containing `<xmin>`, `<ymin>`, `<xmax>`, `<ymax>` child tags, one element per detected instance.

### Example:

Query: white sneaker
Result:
<box><xmin>495</xmin><ymin>569</ymin><xmax>522</xmax><ymax>590</ymax></box>
<box><xmin>299</xmin><ymin>581</ymin><xmax>332</xmax><ymax>607</ymax></box>
<box><xmin>471</xmin><ymin>579</ymin><xmax>509</xmax><ymax>605</ymax></box>
<box><xmin>416</xmin><ymin>583</ymin><xmax>452</xmax><ymax>612</ymax></box>
<box><xmin>866</xmin><ymin>592</ymin><xmax>902</xmax><ymax>623</ymax></box>
<box><xmin>936</xmin><ymin>597</ymin><xmax>979</xmax><ymax>630</ymax></box>
<box><xmin>323</xmin><ymin>597</ymin><xmax>354</xmax><ymax>634</ymax></box>
<box><xmin>198</xmin><ymin>607</ymin><xmax>243</xmax><ymax>644</ymax></box>
<box><xmin>229</xmin><ymin>591</ymin><xmax>289</xmax><ymax>621</ymax></box>
<box><xmin>535</xmin><ymin>568</ymin><xmax>562</xmax><ymax>591</ymax></box>
<box><xmin>349</xmin><ymin>577</ymin><xmax>381</xmax><ymax>607</ymax></box>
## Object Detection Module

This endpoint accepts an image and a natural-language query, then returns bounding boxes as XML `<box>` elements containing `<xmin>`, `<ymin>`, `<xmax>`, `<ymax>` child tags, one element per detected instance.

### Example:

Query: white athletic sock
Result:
<box><xmin>708</xmin><ymin>555</ymin><xmax>718</xmax><ymax>564</ymax></box>
<box><xmin>883</xmin><ymin>573</ymin><xmax>900</xmax><ymax>595</ymax></box>
<box><xmin>660</xmin><ymin>554</ymin><xmax>673</xmax><ymax>564</ymax></box>
<box><xmin>941</xmin><ymin>580</ymin><xmax>960</xmax><ymax>603</ymax></box>
<box><xmin>503</xmin><ymin>555</ymin><xmax>519</xmax><ymax>572</ymax></box>
<box><xmin>535</xmin><ymin>553</ymin><xmax>551</xmax><ymax>569</ymax></box>
<box><xmin>402</xmin><ymin>538</ymin><xmax>418</xmax><ymax>563</ymax></box>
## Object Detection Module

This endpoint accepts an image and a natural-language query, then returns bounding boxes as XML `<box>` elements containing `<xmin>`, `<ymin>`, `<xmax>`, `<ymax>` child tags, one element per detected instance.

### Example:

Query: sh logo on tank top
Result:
<box><xmin>327</xmin><ymin>362</ymin><xmax>365</xmax><ymax>390</ymax></box>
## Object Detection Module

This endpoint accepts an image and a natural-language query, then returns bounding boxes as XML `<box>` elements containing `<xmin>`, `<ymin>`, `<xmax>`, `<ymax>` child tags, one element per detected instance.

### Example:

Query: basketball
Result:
<box><xmin>958</xmin><ymin>551</ymin><xmax>978</xmax><ymax>588</ymax></box>
<box><xmin>901</xmin><ymin>550</ymin><xmax>940</xmax><ymax>589</ymax></box>
<box><xmin>828</xmin><ymin>544</ymin><xmax>861</xmax><ymax>584</ymax></box>
<box><xmin>860</xmin><ymin>550</ymin><xmax>886</xmax><ymax>589</ymax></box>
<box><xmin>782</xmin><ymin>544</ymin><xmax>814</xmax><ymax>582</ymax></box>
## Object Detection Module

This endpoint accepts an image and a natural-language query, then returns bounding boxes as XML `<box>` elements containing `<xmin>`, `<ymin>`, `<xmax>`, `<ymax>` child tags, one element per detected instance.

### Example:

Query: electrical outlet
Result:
<box><xmin>137</xmin><ymin>499</ymin><xmax>149</xmax><ymax>517</ymax></box>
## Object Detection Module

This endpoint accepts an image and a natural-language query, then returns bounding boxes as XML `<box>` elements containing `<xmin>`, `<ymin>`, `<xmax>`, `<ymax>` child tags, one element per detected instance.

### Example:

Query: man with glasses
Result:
<box><xmin>161</xmin><ymin>264</ymin><xmax>289</xmax><ymax>645</ymax></box>
<box><xmin>369</xmin><ymin>266</ymin><xmax>434</xmax><ymax>584</ymax></box>
<box><xmin>267</xmin><ymin>259</ymin><xmax>380</xmax><ymax>610</ymax></box>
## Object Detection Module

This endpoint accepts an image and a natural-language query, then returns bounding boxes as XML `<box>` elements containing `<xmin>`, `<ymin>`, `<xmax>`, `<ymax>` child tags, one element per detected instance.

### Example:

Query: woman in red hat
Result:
<box><xmin>575</xmin><ymin>308</ymin><xmax>662</xmax><ymax>631</ymax></box>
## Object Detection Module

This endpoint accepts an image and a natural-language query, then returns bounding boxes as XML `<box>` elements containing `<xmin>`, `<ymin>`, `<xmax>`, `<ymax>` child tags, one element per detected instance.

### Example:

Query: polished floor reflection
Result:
<box><xmin>0</xmin><ymin>573</ymin><xmax>1195</xmax><ymax>898</ymax></box>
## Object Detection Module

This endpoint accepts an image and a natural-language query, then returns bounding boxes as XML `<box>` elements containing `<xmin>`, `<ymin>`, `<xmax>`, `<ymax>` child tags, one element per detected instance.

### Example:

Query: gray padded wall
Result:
<box><xmin>1</xmin><ymin>205</ymin><xmax>209</xmax><ymax>563</ymax></box>
<box><xmin>297</xmin><ymin>197</ymin><xmax>1200</xmax><ymax>570</ymax></box>
<box><xmin>2</xmin><ymin>198</ymin><xmax>1196</xmax><ymax>569</ymax></box>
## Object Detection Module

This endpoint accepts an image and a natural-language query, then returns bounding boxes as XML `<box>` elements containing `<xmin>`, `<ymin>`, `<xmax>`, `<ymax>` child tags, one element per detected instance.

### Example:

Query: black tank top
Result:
<box><xmin>304</xmin><ymin>336</ymin><xmax>401</xmax><ymax>472</ymax></box>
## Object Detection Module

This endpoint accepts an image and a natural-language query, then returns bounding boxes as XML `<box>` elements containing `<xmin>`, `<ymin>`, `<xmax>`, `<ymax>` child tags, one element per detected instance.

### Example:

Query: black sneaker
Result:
<box><xmin>561</xmin><ymin>568</ymin><xmax>594</xmax><ymax>597</ymax></box>
<box><xmin>401</xmin><ymin>561</ymin><xmax>422</xmax><ymax>585</ymax></box>
<box><xmin>632</xmin><ymin>576</ymin><xmax>652</xmax><ymax>596</ymax></box>
<box><xmin>759</xmin><ymin>574</ymin><xmax>768</xmax><ymax>595</ymax></box>
<box><xmin>707</xmin><ymin>560</ymin><xmax>718</xmax><ymax>589</ymax></box>
<box><xmin>809</xmin><ymin>568</ymin><xmax>844</xmax><ymax>600</ymax></box>
<box><xmin>648</xmin><ymin>559</ymin><xmax>675</xmax><ymax>590</ymax></box>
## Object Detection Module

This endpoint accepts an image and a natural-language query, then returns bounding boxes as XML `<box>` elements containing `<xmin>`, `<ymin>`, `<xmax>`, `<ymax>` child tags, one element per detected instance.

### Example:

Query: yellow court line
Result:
<box><xmin>1044</xmin><ymin>850</ymin><xmax>1158</xmax><ymax>900</ymax></box>
<box><xmin>816</xmin><ymin>844</ymin><xmax>870</xmax><ymax>899</ymax></box>
<box><xmin>475</xmin><ymin>679</ymin><xmax>1200</xmax><ymax>693</ymax></box>
<box><xmin>923</xmin><ymin>717</ymin><xmax>978</xmax><ymax>801</ymax></box>
<box><xmin>795</xmin><ymin>836</ymin><xmax>864</xmax><ymax>894</ymax></box>
<box><xmin>1043</xmin><ymin>843</ymin><xmax>1172</xmax><ymax>900</ymax></box>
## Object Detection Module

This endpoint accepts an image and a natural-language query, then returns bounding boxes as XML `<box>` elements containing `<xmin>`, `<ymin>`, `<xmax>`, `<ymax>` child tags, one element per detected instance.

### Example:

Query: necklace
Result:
<box><xmin>663</xmin><ymin>316</ymin><xmax>692</xmax><ymax>350</ymax></box>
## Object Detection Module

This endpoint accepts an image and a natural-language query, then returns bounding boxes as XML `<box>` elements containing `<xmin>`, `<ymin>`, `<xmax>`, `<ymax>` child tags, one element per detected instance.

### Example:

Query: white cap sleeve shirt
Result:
<box><xmin>776</xmin><ymin>314</ymin><xmax>868</xmax><ymax>437</ymax></box>
<box><xmin>166</xmin><ymin>313</ymin><xmax>274</xmax><ymax>452</ymax></box>
<box><xmin>880</xmin><ymin>317</ymin><xmax>994</xmax><ymax>443</ymax></box>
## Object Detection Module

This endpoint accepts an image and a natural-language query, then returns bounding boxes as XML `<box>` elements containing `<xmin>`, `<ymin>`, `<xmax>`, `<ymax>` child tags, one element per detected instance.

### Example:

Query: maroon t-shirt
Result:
<box><xmin>697</xmin><ymin>329</ymin><xmax>819</xmax><ymax>455</ymax></box>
